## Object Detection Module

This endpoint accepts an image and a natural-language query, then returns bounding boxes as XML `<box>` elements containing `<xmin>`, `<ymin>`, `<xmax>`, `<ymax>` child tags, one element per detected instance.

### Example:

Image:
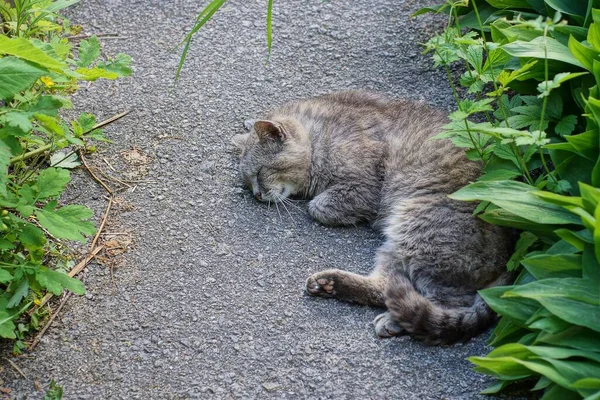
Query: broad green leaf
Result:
<box><xmin>7</xmin><ymin>279</ymin><xmax>29</xmax><ymax>309</ymax></box>
<box><xmin>0</xmin><ymin>269</ymin><xmax>13</xmax><ymax>283</ymax></box>
<box><xmin>27</xmin><ymin>95</ymin><xmax>67</xmax><ymax>116</ymax></box>
<box><xmin>520</xmin><ymin>254</ymin><xmax>582</xmax><ymax>280</ymax></box>
<box><xmin>97</xmin><ymin>53</ymin><xmax>132</xmax><ymax>77</ymax></box>
<box><xmin>502</xmin><ymin>37</ymin><xmax>585</xmax><ymax>68</ymax></box>
<box><xmin>35</xmin><ymin>205</ymin><xmax>96</xmax><ymax>242</ymax></box>
<box><xmin>34</xmin><ymin>113</ymin><xmax>64</xmax><ymax>136</ymax></box>
<box><xmin>50</xmin><ymin>152</ymin><xmax>80</xmax><ymax>169</ymax></box>
<box><xmin>528</xmin><ymin>315</ymin><xmax>571</xmax><ymax>333</ymax></box>
<box><xmin>555</xmin><ymin>229</ymin><xmax>592</xmax><ymax>251</ymax></box>
<box><xmin>450</xmin><ymin>181</ymin><xmax>581</xmax><ymax>225</ymax></box>
<box><xmin>569</xmin><ymin>36</ymin><xmax>599</xmax><ymax>72</ymax></box>
<box><xmin>2</xmin><ymin>112</ymin><xmax>33</xmax><ymax>134</ymax></box>
<box><xmin>0</xmin><ymin>36</ymin><xmax>65</xmax><ymax>70</ymax></box>
<box><xmin>0</xmin><ymin>311</ymin><xmax>16</xmax><ymax>339</ymax></box>
<box><xmin>76</xmin><ymin>35</ymin><xmax>100</xmax><ymax>67</ymax></box>
<box><xmin>572</xmin><ymin>378</ymin><xmax>600</xmax><ymax>389</ymax></box>
<box><xmin>582</xmin><ymin>244</ymin><xmax>600</xmax><ymax>286</ymax></box>
<box><xmin>505</xmin><ymin>278</ymin><xmax>598</xmax><ymax>304</ymax></box>
<box><xmin>77</xmin><ymin>113</ymin><xmax>96</xmax><ymax>133</ymax></box>
<box><xmin>537</xmin><ymin>326</ymin><xmax>600</xmax><ymax>352</ymax></box>
<box><xmin>505</xmin><ymin>279</ymin><xmax>600</xmax><ymax>332</ymax></box>
<box><xmin>545</xmin><ymin>0</ymin><xmax>587</xmax><ymax>17</ymax></box>
<box><xmin>580</xmin><ymin>182</ymin><xmax>600</xmax><ymax>213</ymax></box>
<box><xmin>0</xmin><ymin>57</ymin><xmax>47</xmax><ymax>100</ymax></box>
<box><xmin>489</xmin><ymin>315</ymin><xmax>530</xmax><ymax>347</ymax></box>
<box><xmin>18</xmin><ymin>223</ymin><xmax>46</xmax><ymax>252</ymax></box>
<box><xmin>469</xmin><ymin>355</ymin><xmax>534</xmax><ymax>380</ymax></box>
<box><xmin>34</xmin><ymin>167</ymin><xmax>70</xmax><ymax>200</ymax></box>
<box><xmin>480</xmin><ymin>286</ymin><xmax>540</xmax><ymax>324</ymax></box>
<box><xmin>480</xmin><ymin>208</ymin><xmax>559</xmax><ymax>238</ymax></box>
<box><xmin>532</xmin><ymin>191</ymin><xmax>584</xmax><ymax>207</ymax></box>
<box><xmin>35</xmin><ymin>267</ymin><xmax>85</xmax><ymax>295</ymax></box>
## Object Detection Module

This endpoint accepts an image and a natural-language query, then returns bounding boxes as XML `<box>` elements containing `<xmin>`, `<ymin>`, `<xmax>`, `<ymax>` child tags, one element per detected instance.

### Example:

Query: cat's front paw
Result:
<box><xmin>373</xmin><ymin>311</ymin><xmax>405</xmax><ymax>338</ymax></box>
<box><xmin>306</xmin><ymin>274</ymin><xmax>336</xmax><ymax>297</ymax></box>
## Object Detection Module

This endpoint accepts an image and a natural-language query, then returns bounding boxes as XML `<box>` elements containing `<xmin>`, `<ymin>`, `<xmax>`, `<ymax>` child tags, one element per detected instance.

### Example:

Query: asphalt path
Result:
<box><xmin>1</xmin><ymin>0</ymin><xmax>501</xmax><ymax>398</ymax></box>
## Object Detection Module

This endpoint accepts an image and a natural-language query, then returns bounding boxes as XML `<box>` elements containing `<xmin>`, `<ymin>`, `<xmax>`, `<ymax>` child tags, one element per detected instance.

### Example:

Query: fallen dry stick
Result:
<box><xmin>30</xmin><ymin>246</ymin><xmax>104</xmax><ymax>315</ymax></box>
<box><xmin>90</xmin><ymin>197</ymin><xmax>113</xmax><ymax>252</ymax></box>
<box><xmin>29</xmin><ymin>292</ymin><xmax>72</xmax><ymax>351</ymax></box>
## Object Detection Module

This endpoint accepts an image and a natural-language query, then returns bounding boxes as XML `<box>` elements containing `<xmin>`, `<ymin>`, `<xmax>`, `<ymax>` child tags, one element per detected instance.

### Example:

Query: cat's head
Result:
<box><xmin>232</xmin><ymin>119</ymin><xmax>310</xmax><ymax>203</ymax></box>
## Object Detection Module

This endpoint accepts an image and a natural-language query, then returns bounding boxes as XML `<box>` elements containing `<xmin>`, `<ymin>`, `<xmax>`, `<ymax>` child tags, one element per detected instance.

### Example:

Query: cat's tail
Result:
<box><xmin>384</xmin><ymin>274</ymin><xmax>498</xmax><ymax>345</ymax></box>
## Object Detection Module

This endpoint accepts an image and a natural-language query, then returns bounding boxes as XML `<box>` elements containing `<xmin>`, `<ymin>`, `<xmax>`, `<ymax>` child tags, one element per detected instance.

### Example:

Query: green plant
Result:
<box><xmin>0</xmin><ymin>0</ymin><xmax>131</xmax><ymax>351</ymax></box>
<box><xmin>419</xmin><ymin>0</ymin><xmax>600</xmax><ymax>398</ymax></box>
<box><xmin>175</xmin><ymin>0</ymin><xmax>274</xmax><ymax>80</ymax></box>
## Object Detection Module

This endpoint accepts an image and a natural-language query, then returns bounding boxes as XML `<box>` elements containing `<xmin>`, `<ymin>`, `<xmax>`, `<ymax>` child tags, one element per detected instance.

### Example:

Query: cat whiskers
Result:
<box><xmin>272</xmin><ymin>192</ymin><xmax>296</xmax><ymax>224</ymax></box>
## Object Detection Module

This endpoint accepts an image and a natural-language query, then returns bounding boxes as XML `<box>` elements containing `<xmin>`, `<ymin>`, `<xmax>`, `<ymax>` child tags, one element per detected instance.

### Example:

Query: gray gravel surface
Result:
<box><xmin>1</xmin><ymin>0</ymin><xmax>501</xmax><ymax>398</ymax></box>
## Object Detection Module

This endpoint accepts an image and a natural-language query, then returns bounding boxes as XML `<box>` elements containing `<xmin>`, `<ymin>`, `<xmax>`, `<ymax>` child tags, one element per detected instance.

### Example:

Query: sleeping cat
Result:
<box><xmin>232</xmin><ymin>91</ymin><xmax>515</xmax><ymax>345</ymax></box>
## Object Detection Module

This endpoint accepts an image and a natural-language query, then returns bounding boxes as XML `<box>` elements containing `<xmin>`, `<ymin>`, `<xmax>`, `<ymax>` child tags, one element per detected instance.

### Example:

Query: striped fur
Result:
<box><xmin>233</xmin><ymin>91</ymin><xmax>515</xmax><ymax>345</ymax></box>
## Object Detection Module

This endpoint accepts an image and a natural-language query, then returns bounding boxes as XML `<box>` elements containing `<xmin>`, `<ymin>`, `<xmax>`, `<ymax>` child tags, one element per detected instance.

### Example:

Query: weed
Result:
<box><xmin>0</xmin><ymin>0</ymin><xmax>131</xmax><ymax>351</ymax></box>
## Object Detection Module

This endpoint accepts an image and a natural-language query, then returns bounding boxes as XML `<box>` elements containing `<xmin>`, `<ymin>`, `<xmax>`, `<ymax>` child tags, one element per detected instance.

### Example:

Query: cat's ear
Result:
<box><xmin>254</xmin><ymin>120</ymin><xmax>287</xmax><ymax>141</ymax></box>
<box><xmin>231</xmin><ymin>133</ymin><xmax>250</xmax><ymax>150</ymax></box>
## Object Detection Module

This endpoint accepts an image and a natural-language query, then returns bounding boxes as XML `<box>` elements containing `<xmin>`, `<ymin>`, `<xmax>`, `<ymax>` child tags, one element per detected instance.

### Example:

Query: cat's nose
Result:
<box><xmin>255</xmin><ymin>192</ymin><xmax>262</xmax><ymax>201</ymax></box>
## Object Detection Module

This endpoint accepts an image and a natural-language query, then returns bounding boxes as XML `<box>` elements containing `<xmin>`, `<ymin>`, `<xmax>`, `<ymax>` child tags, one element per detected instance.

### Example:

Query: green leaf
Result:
<box><xmin>569</xmin><ymin>36</ymin><xmax>599</xmax><ymax>72</ymax></box>
<box><xmin>506</xmin><ymin>232</ymin><xmax>538</xmax><ymax>271</ymax></box>
<box><xmin>97</xmin><ymin>53</ymin><xmax>132</xmax><ymax>77</ymax></box>
<box><xmin>18</xmin><ymin>223</ymin><xmax>46</xmax><ymax>252</ymax></box>
<box><xmin>3</xmin><ymin>111</ymin><xmax>33</xmax><ymax>133</ymax></box>
<box><xmin>450</xmin><ymin>181</ymin><xmax>582</xmax><ymax>225</ymax></box>
<box><xmin>505</xmin><ymin>278</ymin><xmax>600</xmax><ymax>332</ymax></box>
<box><xmin>521</xmin><ymin>253</ymin><xmax>582</xmax><ymax>280</ymax></box>
<box><xmin>480</xmin><ymin>286</ymin><xmax>540</xmax><ymax>325</ymax></box>
<box><xmin>35</xmin><ymin>205</ymin><xmax>96</xmax><ymax>242</ymax></box>
<box><xmin>0</xmin><ymin>311</ymin><xmax>16</xmax><ymax>339</ymax></box>
<box><xmin>72</xmin><ymin>67</ymin><xmax>119</xmax><ymax>81</ymax></box>
<box><xmin>555</xmin><ymin>115</ymin><xmax>578</xmax><ymax>136</ymax></box>
<box><xmin>7</xmin><ymin>279</ymin><xmax>29</xmax><ymax>309</ymax></box>
<box><xmin>0</xmin><ymin>57</ymin><xmax>47</xmax><ymax>100</ymax></box>
<box><xmin>0</xmin><ymin>36</ymin><xmax>66</xmax><ymax>70</ymax></box>
<box><xmin>555</xmin><ymin>229</ymin><xmax>592</xmax><ymax>251</ymax></box>
<box><xmin>76</xmin><ymin>35</ymin><xmax>100</xmax><ymax>68</ymax></box>
<box><xmin>50</xmin><ymin>152</ymin><xmax>81</xmax><ymax>169</ymax></box>
<box><xmin>34</xmin><ymin>167</ymin><xmax>70</xmax><ymax>200</ymax></box>
<box><xmin>502</xmin><ymin>37</ymin><xmax>585</xmax><ymax>69</ymax></box>
<box><xmin>34</xmin><ymin>113</ymin><xmax>64</xmax><ymax>136</ymax></box>
<box><xmin>545</xmin><ymin>0</ymin><xmax>587</xmax><ymax>17</ymax></box>
<box><xmin>537</xmin><ymin>326</ymin><xmax>600</xmax><ymax>352</ymax></box>
<box><xmin>582</xmin><ymin>244</ymin><xmax>600</xmax><ymax>286</ymax></box>
<box><xmin>480</xmin><ymin>208</ymin><xmax>559</xmax><ymax>238</ymax></box>
<box><xmin>27</xmin><ymin>95</ymin><xmax>67</xmax><ymax>117</ymax></box>
<box><xmin>0</xmin><ymin>269</ymin><xmax>13</xmax><ymax>284</ymax></box>
<box><xmin>35</xmin><ymin>267</ymin><xmax>85</xmax><ymax>295</ymax></box>
<box><xmin>44</xmin><ymin>379</ymin><xmax>64</xmax><ymax>400</ymax></box>
<box><xmin>77</xmin><ymin>113</ymin><xmax>96</xmax><ymax>133</ymax></box>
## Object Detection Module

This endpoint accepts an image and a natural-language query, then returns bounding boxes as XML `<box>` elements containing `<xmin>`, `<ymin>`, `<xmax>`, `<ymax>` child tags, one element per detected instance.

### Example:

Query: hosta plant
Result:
<box><xmin>418</xmin><ymin>0</ymin><xmax>600</xmax><ymax>398</ymax></box>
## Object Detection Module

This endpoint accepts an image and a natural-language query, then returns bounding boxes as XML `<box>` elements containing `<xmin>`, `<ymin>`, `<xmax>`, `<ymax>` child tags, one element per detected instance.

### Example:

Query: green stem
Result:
<box><xmin>9</xmin><ymin>143</ymin><xmax>52</xmax><ymax>164</ymax></box>
<box><xmin>538</xmin><ymin>23</ymin><xmax>557</xmax><ymax>183</ymax></box>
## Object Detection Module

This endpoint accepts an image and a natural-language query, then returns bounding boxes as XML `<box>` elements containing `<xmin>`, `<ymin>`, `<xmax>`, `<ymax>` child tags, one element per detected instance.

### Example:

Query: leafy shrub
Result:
<box><xmin>0</xmin><ymin>0</ymin><xmax>131</xmax><ymax>352</ymax></box>
<box><xmin>418</xmin><ymin>0</ymin><xmax>600</xmax><ymax>398</ymax></box>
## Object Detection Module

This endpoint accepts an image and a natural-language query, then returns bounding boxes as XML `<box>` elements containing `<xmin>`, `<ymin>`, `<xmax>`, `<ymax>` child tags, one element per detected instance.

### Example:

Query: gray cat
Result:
<box><xmin>232</xmin><ymin>91</ymin><xmax>514</xmax><ymax>345</ymax></box>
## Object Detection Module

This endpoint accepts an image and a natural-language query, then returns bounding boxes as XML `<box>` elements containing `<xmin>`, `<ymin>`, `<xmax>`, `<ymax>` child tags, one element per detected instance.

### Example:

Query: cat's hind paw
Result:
<box><xmin>373</xmin><ymin>311</ymin><xmax>405</xmax><ymax>338</ymax></box>
<box><xmin>306</xmin><ymin>274</ymin><xmax>336</xmax><ymax>297</ymax></box>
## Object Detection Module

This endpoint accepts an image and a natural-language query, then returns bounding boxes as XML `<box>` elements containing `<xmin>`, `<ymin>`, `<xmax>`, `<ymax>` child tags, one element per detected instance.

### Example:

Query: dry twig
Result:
<box><xmin>31</xmin><ymin>246</ymin><xmax>104</xmax><ymax>314</ymax></box>
<box><xmin>29</xmin><ymin>293</ymin><xmax>72</xmax><ymax>351</ymax></box>
<box><xmin>4</xmin><ymin>358</ymin><xmax>26</xmax><ymax>378</ymax></box>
